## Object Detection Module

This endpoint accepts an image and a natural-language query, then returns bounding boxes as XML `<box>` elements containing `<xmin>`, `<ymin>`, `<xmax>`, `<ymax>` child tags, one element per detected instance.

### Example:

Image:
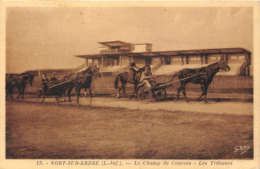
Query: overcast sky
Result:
<box><xmin>6</xmin><ymin>7</ymin><xmax>253</xmax><ymax>73</ymax></box>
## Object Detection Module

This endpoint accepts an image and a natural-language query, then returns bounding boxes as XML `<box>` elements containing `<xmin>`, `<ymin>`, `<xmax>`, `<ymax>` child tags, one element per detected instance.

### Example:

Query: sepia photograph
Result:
<box><xmin>1</xmin><ymin>1</ymin><xmax>259</xmax><ymax>169</ymax></box>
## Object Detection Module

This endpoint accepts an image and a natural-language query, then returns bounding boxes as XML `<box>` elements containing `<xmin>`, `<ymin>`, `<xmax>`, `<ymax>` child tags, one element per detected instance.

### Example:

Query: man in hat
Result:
<box><xmin>139</xmin><ymin>64</ymin><xmax>153</xmax><ymax>89</ymax></box>
<box><xmin>50</xmin><ymin>74</ymin><xmax>59</xmax><ymax>85</ymax></box>
<box><xmin>128</xmin><ymin>57</ymin><xmax>140</xmax><ymax>82</ymax></box>
<box><xmin>41</xmin><ymin>73</ymin><xmax>49</xmax><ymax>92</ymax></box>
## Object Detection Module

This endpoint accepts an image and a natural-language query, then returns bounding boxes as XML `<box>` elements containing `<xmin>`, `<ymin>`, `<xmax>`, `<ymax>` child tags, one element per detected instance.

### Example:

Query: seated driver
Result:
<box><xmin>41</xmin><ymin>73</ymin><xmax>49</xmax><ymax>92</ymax></box>
<box><xmin>129</xmin><ymin>57</ymin><xmax>139</xmax><ymax>71</ymax></box>
<box><xmin>140</xmin><ymin>65</ymin><xmax>153</xmax><ymax>89</ymax></box>
<box><xmin>50</xmin><ymin>74</ymin><xmax>59</xmax><ymax>85</ymax></box>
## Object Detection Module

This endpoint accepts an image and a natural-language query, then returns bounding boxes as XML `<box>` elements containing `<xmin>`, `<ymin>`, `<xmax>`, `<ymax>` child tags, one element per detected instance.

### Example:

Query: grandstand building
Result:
<box><xmin>76</xmin><ymin>40</ymin><xmax>251</xmax><ymax>76</ymax></box>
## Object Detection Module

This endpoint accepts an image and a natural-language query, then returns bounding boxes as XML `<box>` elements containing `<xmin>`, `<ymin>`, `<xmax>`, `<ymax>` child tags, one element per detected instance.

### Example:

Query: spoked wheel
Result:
<box><xmin>36</xmin><ymin>89</ymin><xmax>45</xmax><ymax>103</ymax></box>
<box><xmin>137</xmin><ymin>86</ymin><xmax>152</xmax><ymax>102</ymax></box>
<box><xmin>153</xmin><ymin>89</ymin><xmax>167</xmax><ymax>101</ymax></box>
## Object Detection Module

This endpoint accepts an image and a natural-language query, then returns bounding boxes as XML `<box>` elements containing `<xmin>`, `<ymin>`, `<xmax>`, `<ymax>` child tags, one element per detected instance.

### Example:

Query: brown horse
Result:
<box><xmin>171</xmin><ymin>58</ymin><xmax>230</xmax><ymax>103</ymax></box>
<box><xmin>6</xmin><ymin>73</ymin><xmax>34</xmax><ymax>100</ymax></box>
<box><xmin>62</xmin><ymin>65</ymin><xmax>100</xmax><ymax>103</ymax></box>
<box><xmin>114</xmin><ymin>66</ymin><xmax>151</xmax><ymax>98</ymax></box>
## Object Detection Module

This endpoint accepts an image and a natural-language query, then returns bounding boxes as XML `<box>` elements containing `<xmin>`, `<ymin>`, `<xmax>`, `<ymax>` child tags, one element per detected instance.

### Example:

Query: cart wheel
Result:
<box><xmin>153</xmin><ymin>89</ymin><xmax>167</xmax><ymax>101</ymax></box>
<box><xmin>36</xmin><ymin>90</ymin><xmax>45</xmax><ymax>103</ymax></box>
<box><xmin>137</xmin><ymin>86</ymin><xmax>152</xmax><ymax>102</ymax></box>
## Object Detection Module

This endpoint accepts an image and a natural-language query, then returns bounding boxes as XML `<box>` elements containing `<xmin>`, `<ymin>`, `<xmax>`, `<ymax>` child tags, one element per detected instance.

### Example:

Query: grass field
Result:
<box><xmin>6</xmin><ymin>101</ymin><xmax>253</xmax><ymax>159</ymax></box>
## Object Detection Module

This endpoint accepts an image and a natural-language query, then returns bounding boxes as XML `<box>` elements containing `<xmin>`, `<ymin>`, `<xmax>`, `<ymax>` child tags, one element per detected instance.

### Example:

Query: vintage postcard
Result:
<box><xmin>0</xmin><ymin>1</ymin><xmax>259</xmax><ymax>169</ymax></box>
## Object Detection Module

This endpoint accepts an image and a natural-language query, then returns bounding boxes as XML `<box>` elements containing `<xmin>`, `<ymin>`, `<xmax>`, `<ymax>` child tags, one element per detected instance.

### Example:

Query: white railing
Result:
<box><xmin>72</xmin><ymin>63</ymin><xmax>88</xmax><ymax>73</ymax></box>
<box><xmin>100</xmin><ymin>49</ymin><xmax>130</xmax><ymax>54</ymax></box>
<box><xmin>151</xmin><ymin>62</ymin><xmax>162</xmax><ymax>72</ymax></box>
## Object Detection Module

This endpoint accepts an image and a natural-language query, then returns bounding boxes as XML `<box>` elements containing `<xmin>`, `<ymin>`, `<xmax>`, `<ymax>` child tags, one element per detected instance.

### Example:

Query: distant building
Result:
<box><xmin>76</xmin><ymin>40</ymin><xmax>251</xmax><ymax>76</ymax></box>
<box><xmin>25</xmin><ymin>68</ymin><xmax>73</xmax><ymax>78</ymax></box>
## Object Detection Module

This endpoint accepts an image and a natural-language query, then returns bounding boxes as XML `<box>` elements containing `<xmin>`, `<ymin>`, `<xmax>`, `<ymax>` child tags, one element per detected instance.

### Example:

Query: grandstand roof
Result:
<box><xmin>99</xmin><ymin>40</ymin><xmax>132</xmax><ymax>47</ymax></box>
<box><xmin>75</xmin><ymin>47</ymin><xmax>250</xmax><ymax>59</ymax></box>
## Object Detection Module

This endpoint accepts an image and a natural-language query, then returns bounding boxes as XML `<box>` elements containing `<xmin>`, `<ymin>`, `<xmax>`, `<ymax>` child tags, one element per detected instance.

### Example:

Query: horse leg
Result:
<box><xmin>76</xmin><ymin>87</ymin><xmax>81</xmax><ymax>104</ymax></box>
<box><xmin>21</xmin><ymin>88</ymin><xmax>25</xmax><ymax>100</ymax></box>
<box><xmin>122</xmin><ymin>84</ymin><xmax>127</xmax><ymax>97</ymax></box>
<box><xmin>133</xmin><ymin>83</ymin><xmax>138</xmax><ymax>96</ymax></box>
<box><xmin>196</xmin><ymin>84</ymin><xmax>205</xmax><ymax>101</ymax></box>
<box><xmin>41</xmin><ymin>95</ymin><xmax>45</xmax><ymax>103</ymax></box>
<box><xmin>117</xmin><ymin>86</ymin><xmax>122</xmax><ymax>98</ymax></box>
<box><xmin>181</xmin><ymin>86</ymin><xmax>189</xmax><ymax>103</ymax></box>
<box><xmin>119</xmin><ymin>82</ymin><xmax>127</xmax><ymax>98</ymax></box>
<box><xmin>89</xmin><ymin>87</ymin><xmax>92</xmax><ymax>97</ymax></box>
<box><xmin>16</xmin><ymin>87</ymin><xmax>21</xmax><ymax>99</ymax></box>
<box><xmin>84</xmin><ymin>88</ymin><xmax>87</xmax><ymax>97</ymax></box>
<box><xmin>130</xmin><ymin>83</ymin><xmax>137</xmax><ymax>99</ymax></box>
<box><xmin>16</xmin><ymin>93</ymin><xmax>21</xmax><ymax>99</ymax></box>
<box><xmin>203</xmin><ymin>85</ymin><xmax>209</xmax><ymax>103</ymax></box>
<box><xmin>116</xmin><ymin>80</ymin><xmax>124</xmax><ymax>98</ymax></box>
<box><xmin>175</xmin><ymin>86</ymin><xmax>182</xmax><ymax>102</ymax></box>
<box><xmin>68</xmin><ymin>87</ymin><xmax>73</xmax><ymax>102</ymax></box>
<box><xmin>62</xmin><ymin>89</ymin><xmax>67</xmax><ymax>102</ymax></box>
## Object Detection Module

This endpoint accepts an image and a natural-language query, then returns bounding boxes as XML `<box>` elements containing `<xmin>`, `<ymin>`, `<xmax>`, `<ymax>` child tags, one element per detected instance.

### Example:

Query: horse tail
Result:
<box><xmin>169</xmin><ymin>72</ymin><xmax>179</xmax><ymax>82</ymax></box>
<box><xmin>114</xmin><ymin>74</ymin><xmax>121</xmax><ymax>89</ymax></box>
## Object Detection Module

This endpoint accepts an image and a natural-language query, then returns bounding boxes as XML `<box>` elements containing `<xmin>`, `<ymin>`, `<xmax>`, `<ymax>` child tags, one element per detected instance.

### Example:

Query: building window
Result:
<box><xmin>173</xmin><ymin>58</ymin><xmax>181</xmax><ymax>61</ymax></box>
<box><xmin>190</xmin><ymin>57</ymin><xmax>201</xmax><ymax>62</ymax></box>
<box><xmin>115</xmin><ymin>59</ymin><xmax>118</xmax><ymax>65</ymax></box>
<box><xmin>164</xmin><ymin>57</ymin><xmax>171</xmax><ymax>65</ymax></box>
<box><xmin>88</xmin><ymin>59</ymin><xmax>93</xmax><ymax>64</ymax></box>
<box><xmin>210</xmin><ymin>57</ymin><xmax>216</xmax><ymax>60</ymax></box>
<box><xmin>239</xmin><ymin>56</ymin><xmax>245</xmax><ymax>60</ymax></box>
<box><xmin>231</xmin><ymin>56</ymin><xmax>238</xmax><ymax>60</ymax></box>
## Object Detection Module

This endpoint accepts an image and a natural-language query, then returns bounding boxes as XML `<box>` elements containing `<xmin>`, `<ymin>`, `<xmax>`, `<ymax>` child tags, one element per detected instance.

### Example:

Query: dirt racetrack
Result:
<box><xmin>6</xmin><ymin>97</ymin><xmax>253</xmax><ymax>159</ymax></box>
<box><xmin>23</xmin><ymin>93</ymin><xmax>253</xmax><ymax>116</ymax></box>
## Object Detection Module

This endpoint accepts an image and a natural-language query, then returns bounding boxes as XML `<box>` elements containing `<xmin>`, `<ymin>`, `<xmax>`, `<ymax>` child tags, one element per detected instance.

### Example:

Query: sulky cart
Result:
<box><xmin>136</xmin><ymin>73</ymin><xmax>204</xmax><ymax>102</ymax></box>
<box><xmin>36</xmin><ymin>78</ymin><xmax>76</xmax><ymax>103</ymax></box>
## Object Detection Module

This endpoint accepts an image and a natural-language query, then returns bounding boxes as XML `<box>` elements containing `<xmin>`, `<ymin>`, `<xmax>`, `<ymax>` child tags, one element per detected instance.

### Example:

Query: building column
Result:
<box><xmin>86</xmin><ymin>59</ymin><xmax>88</xmax><ymax>66</ymax></box>
<box><xmin>161</xmin><ymin>57</ymin><xmax>164</xmax><ymax>65</ymax></box>
<box><xmin>181</xmin><ymin>56</ymin><xmax>184</xmax><ymax>65</ymax></box>
<box><xmin>225</xmin><ymin>54</ymin><xmax>229</xmax><ymax>63</ymax></box>
<box><xmin>102</xmin><ymin>57</ymin><xmax>104</xmax><ymax>67</ymax></box>
<box><xmin>119</xmin><ymin>56</ymin><xmax>122</xmax><ymax>67</ymax></box>
<box><xmin>201</xmin><ymin>55</ymin><xmax>203</xmax><ymax>65</ymax></box>
<box><xmin>204</xmin><ymin>54</ymin><xmax>208</xmax><ymax>64</ymax></box>
<box><xmin>186</xmin><ymin>55</ymin><xmax>189</xmax><ymax>64</ymax></box>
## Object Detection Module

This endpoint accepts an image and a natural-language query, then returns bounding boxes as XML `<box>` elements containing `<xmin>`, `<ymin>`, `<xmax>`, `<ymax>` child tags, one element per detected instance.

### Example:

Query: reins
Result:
<box><xmin>48</xmin><ymin>78</ymin><xmax>77</xmax><ymax>89</ymax></box>
<box><xmin>155</xmin><ymin>72</ymin><xmax>207</xmax><ymax>88</ymax></box>
<box><xmin>48</xmin><ymin>71</ymin><xmax>99</xmax><ymax>89</ymax></box>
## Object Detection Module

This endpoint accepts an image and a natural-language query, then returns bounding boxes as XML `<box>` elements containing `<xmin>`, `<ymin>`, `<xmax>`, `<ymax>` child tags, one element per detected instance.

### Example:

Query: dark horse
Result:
<box><xmin>6</xmin><ymin>73</ymin><xmax>34</xmax><ymax>100</ymax></box>
<box><xmin>171</xmin><ymin>58</ymin><xmax>230</xmax><ymax>103</ymax></box>
<box><xmin>62</xmin><ymin>65</ymin><xmax>100</xmax><ymax>103</ymax></box>
<box><xmin>114</xmin><ymin>66</ymin><xmax>150</xmax><ymax>98</ymax></box>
